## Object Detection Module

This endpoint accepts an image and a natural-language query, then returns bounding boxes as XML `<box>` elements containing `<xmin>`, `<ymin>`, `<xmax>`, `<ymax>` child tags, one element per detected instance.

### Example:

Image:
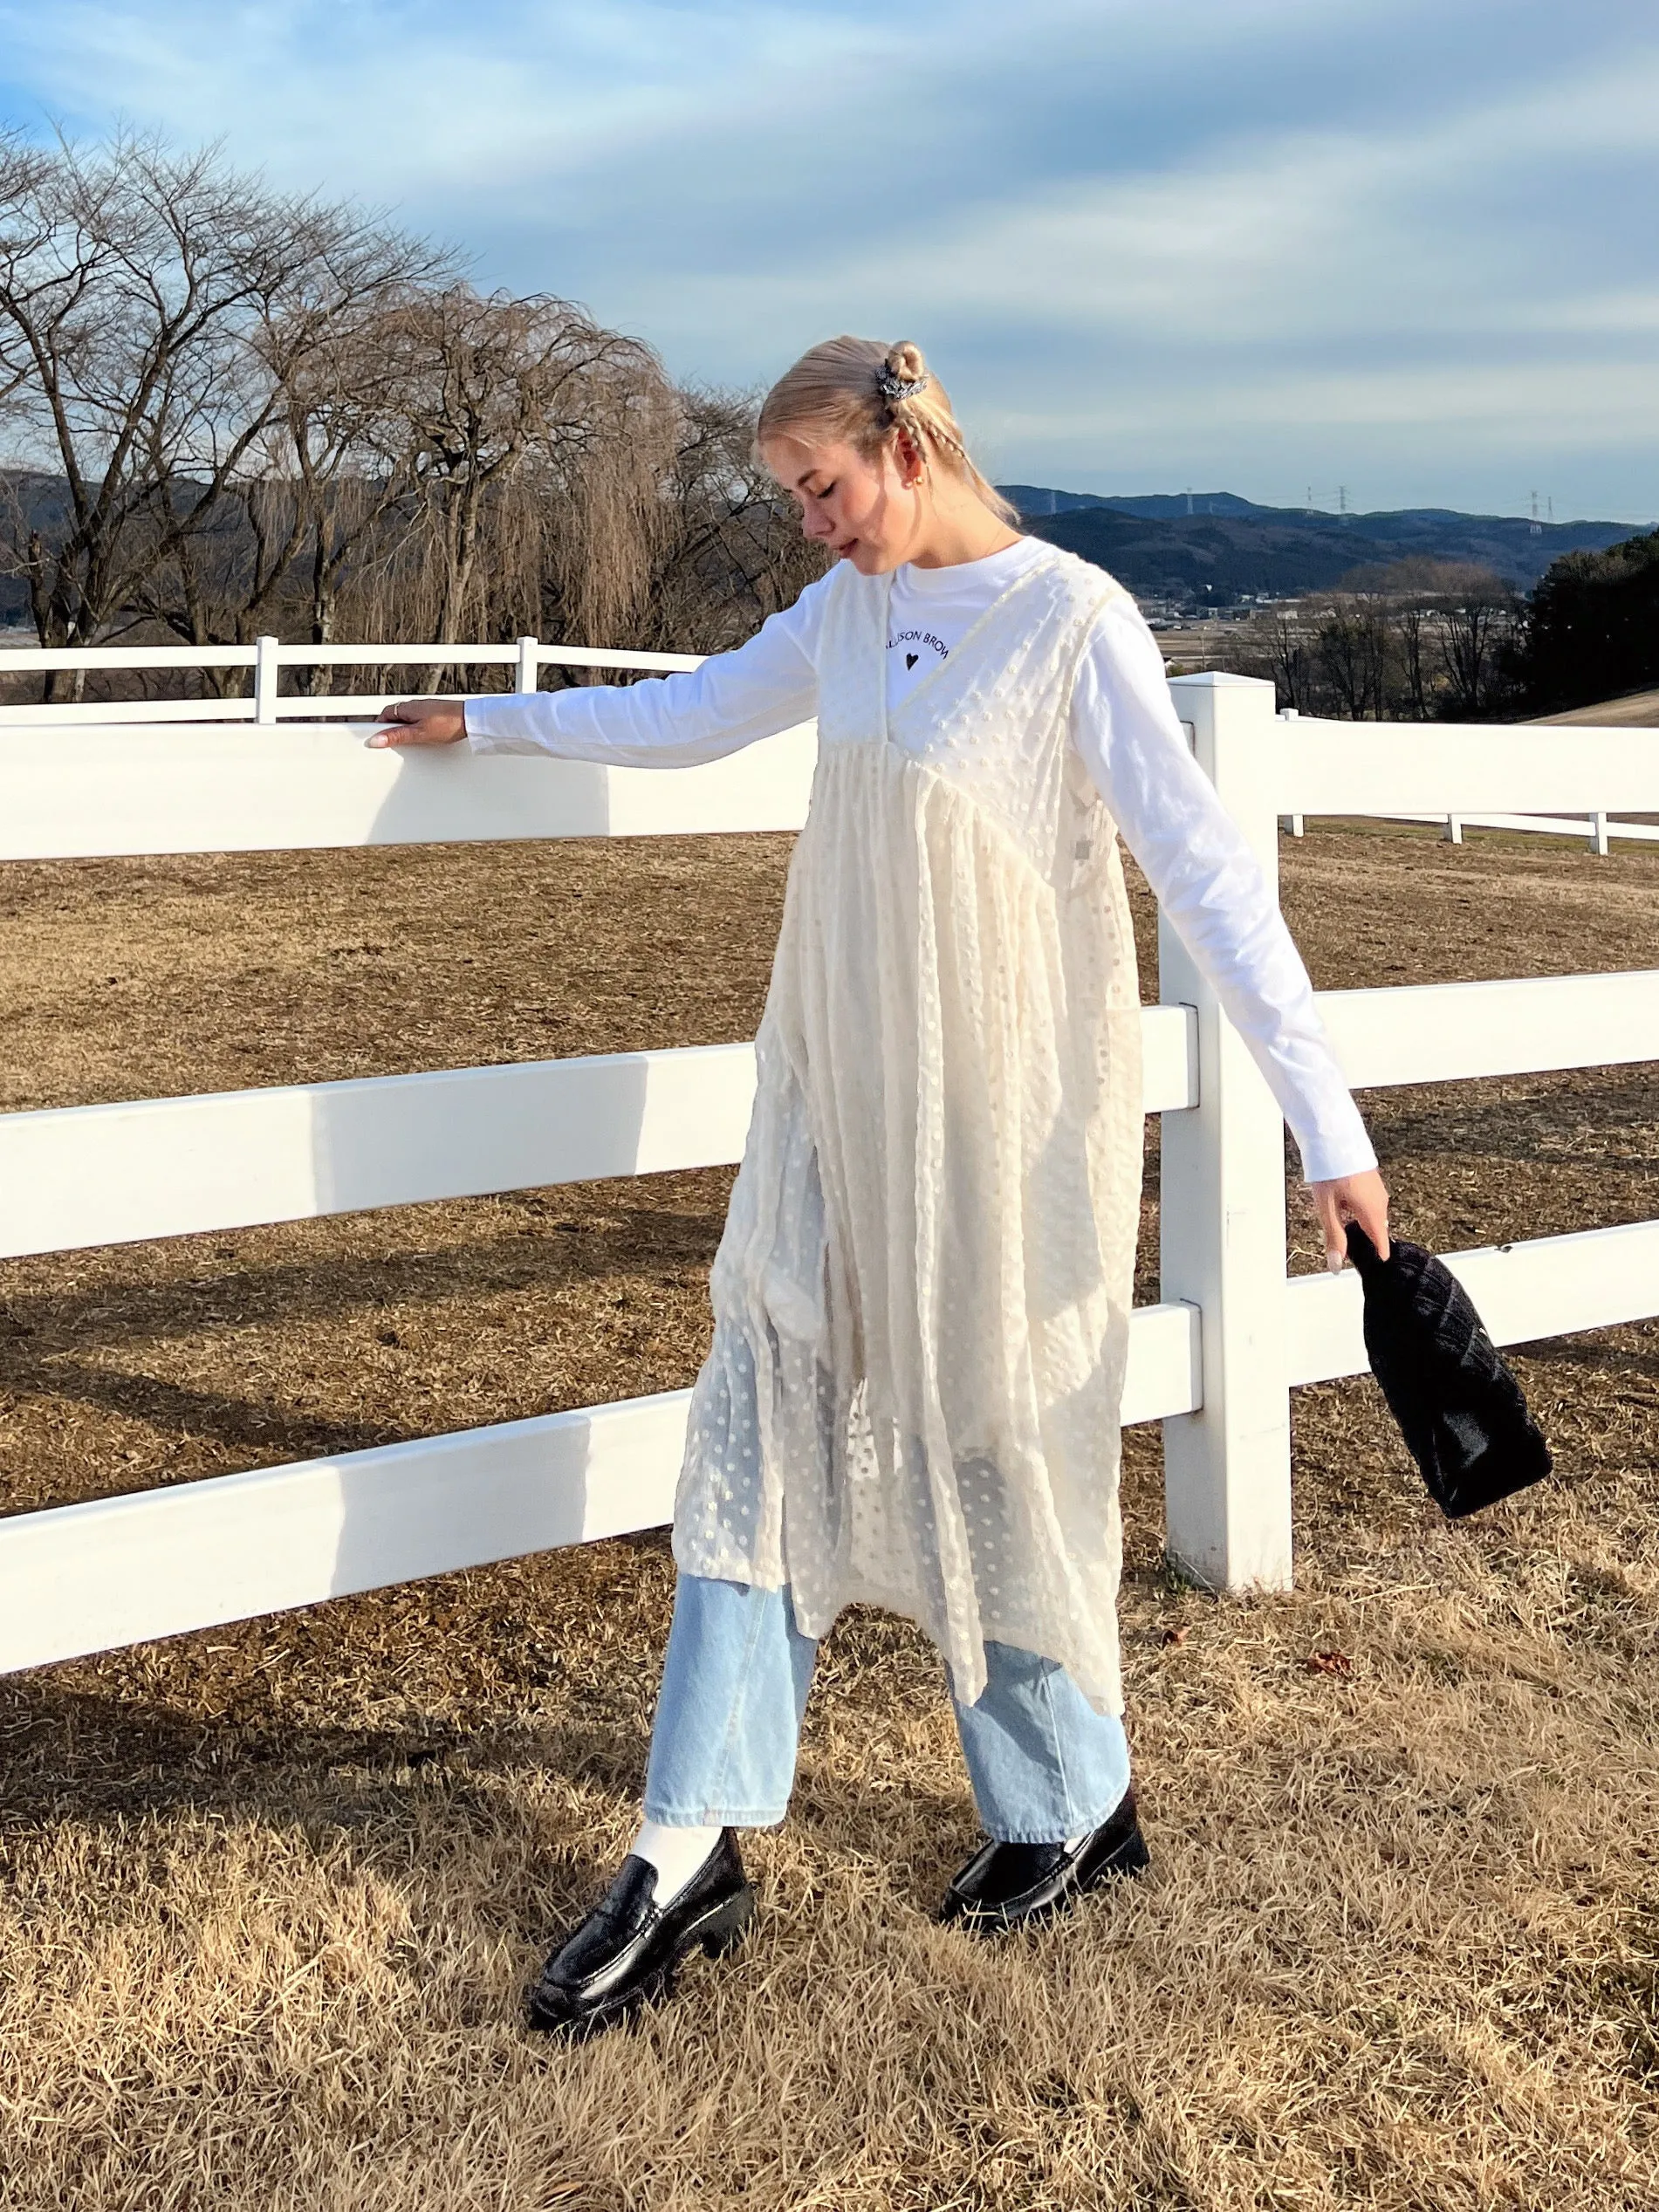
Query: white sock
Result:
<box><xmin>630</xmin><ymin>1819</ymin><xmax>723</xmax><ymax>1907</ymax></box>
<box><xmin>1065</xmin><ymin>1833</ymin><xmax>1087</xmax><ymax>1852</ymax></box>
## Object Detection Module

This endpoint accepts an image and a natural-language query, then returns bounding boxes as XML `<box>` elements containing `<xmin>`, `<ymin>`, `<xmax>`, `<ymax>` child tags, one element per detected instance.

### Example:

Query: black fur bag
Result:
<box><xmin>1344</xmin><ymin>1223</ymin><xmax>1552</xmax><ymax>1517</ymax></box>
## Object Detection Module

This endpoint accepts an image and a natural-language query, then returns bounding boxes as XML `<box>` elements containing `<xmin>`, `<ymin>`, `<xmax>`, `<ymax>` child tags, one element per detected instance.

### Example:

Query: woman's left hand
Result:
<box><xmin>367</xmin><ymin>699</ymin><xmax>468</xmax><ymax>748</ymax></box>
<box><xmin>1310</xmin><ymin>1168</ymin><xmax>1390</xmax><ymax>1273</ymax></box>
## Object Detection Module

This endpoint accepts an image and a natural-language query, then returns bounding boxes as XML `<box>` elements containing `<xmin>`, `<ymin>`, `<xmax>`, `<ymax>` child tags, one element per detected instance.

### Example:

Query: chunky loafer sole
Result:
<box><xmin>526</xmin><ymin>1866</ymin><xmax>755</xmax><ymax>2040</ymax></box>
<box><xmin>940</xmin><ymin>1797</ymin><xmax>1150</xmax><ymax>1935</ymax></box>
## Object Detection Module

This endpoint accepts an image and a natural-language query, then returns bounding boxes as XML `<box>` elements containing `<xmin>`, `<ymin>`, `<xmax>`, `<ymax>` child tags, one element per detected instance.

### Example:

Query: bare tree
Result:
<box><xmin>1333</xmin><ymin>557</ymin><xmax>1514</xmax><ymax>721</ymax></box>
<box><xmin>1227</xmin><ymin>560</ymin><xmax>1527</xmax><ymax>722</ymax></box>
<box><xmin>0</xmin><ymin>131</ymin><xmax>837</xmax><ymax>693</ymax></box>
<box><xmin>641</xmin><ymin>386</ymin><xmax>827</xmax><ymax>654</ymax></box>
<box><xmin>540</xmin><ymin>345</ymin><xmax>682</xmax><ymax>656</ymax></box>
<box><xmin>1436</xmin><ymin>570</ymin><xmax>1519</xmax><ymax>718</ymax></box>
<box><xmin>1224</xmin><ymin>603</ymin><xmax>1319</xmax><ymax>712</ymax></box>
<box><xmin>150</xmin><ymin>298</ymin><xmax>436</xmax><ymax>687</ymax></box>
<box><xmin>0</xmin><ymin>127</ymin><xmax>443</xmax><ymax>694</ymax></box>
<box><xmin>1394</xmin><ymin>596</ymin><xmax>1434</xmax><ymax>720</ymax></box>
<box><xmin>1315</xmin><ymin>592</ymin><xmax>1393</xmax><ymax>719</ymax></box>
<box><xmin>351</xmin><ymin>284</ymin><xmax>672</xmax><ymax>684</ymax></box>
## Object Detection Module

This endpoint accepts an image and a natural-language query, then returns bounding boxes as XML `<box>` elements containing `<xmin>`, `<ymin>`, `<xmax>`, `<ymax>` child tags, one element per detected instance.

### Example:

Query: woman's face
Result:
<box><xmin>763</xmin><ymin>429</ymin><xmax>923</xmax><ymax>575</ymax></box>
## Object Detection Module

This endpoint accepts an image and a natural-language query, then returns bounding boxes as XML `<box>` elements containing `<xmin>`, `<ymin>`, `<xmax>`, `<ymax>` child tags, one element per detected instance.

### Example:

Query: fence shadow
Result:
<box><xmin>302</xmin><ymin>752</ymin><xmax>660</xmax><ymax>1614</ymax></box>
<box><xmin>320</xmin><ymin>1384</ymin><xmax>681</xmax><ymax>1617</ymax></box>
<box><xmin>287</xmin><ymin>766</ymin><xmax>675</xmax><ymax>1626</ymax></box>
<box><xmin>354</xmin><ymin>733</ymin><xmax>618</xmax><ymax>846</ymax></box>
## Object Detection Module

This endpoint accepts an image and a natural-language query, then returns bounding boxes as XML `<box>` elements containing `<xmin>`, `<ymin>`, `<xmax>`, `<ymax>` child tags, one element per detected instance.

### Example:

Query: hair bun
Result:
<box><xmin>876</xmin><ymin>339</ymin><xmax>930</xmax><ymax>407</ymax></box>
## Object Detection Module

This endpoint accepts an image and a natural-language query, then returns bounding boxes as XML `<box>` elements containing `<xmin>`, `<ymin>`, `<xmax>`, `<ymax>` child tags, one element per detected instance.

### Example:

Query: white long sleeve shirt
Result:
<box><xmin>464</xmin><ymin>540</ymin><xmax>1375</xmax><ymax>1182</ymax></box>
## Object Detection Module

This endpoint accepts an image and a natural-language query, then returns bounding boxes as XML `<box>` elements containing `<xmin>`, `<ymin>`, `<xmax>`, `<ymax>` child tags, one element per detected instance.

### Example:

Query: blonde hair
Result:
<box><xmin>756</xmin><ymin>336</ymin><xmax>1018</xmax><ymax>527</ymax></box>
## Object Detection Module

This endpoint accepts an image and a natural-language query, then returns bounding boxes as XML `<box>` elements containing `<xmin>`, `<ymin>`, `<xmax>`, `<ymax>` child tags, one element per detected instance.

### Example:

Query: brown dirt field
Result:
<box><xmin>1532</xmin><ymin>688</ymin><xmax>1659</xmax><ymax>728</ymax></box>
<box><xmin>0</xmin><ymin>821</ymin><xmax>1656</xmax><ymax>2210</ymax></box>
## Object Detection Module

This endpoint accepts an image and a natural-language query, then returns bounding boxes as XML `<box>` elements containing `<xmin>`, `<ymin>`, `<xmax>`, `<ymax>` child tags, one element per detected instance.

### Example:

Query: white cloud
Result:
<box><xmin>609</xmin><ymin>44</ymin><xmax>1659</xmax><ymax>352</ymax></box>
<box><xmin>987</xmin><ymin>359</ymin><xmax>1659</xmax><ymax>444</ymax></box>
<box><xmin>0</xmin><ymin>0</ymin><xmax>924</xmax><ymax>194</ymax></box>
<box><xmin>1</xmin><ymin>0</ymin><xmax>1654</xmax><ymax>512</ymax></box>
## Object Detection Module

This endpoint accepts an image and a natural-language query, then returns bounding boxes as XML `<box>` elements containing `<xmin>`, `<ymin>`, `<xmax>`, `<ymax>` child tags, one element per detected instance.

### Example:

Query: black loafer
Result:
<box><xmin>938</xmin><ymin>1789</ymin><xmax>1149</xmax><ymax>1935</ymax></box>
<box><xmin>526</xmin><ymin>1828</ymin><xmax>754</xmax><ymax>2038</ymax></box>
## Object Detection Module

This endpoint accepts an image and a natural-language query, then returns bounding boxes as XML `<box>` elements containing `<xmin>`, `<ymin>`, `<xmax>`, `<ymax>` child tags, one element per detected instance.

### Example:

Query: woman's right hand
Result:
<box><xmin>1311</xmin><ymin>1167</ymin><xmax>1391</xmax><ymax>1274</ymax></box>
<box><xmin>367</xmin><ymin>699</ymin><xmax>468</xmax><ymax>748</ymax></box>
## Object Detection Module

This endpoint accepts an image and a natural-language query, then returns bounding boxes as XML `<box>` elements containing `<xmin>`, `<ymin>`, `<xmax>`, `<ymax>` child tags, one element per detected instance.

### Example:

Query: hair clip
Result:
<box><xmin>876</xmin><ymin>367</ymin><xmax>930</xmax><ymax>402</ymax></box>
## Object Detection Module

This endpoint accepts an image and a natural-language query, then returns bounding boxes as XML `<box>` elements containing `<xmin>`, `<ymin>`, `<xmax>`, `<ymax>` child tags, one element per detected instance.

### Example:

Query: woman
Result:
<box><xmin>372</xmin><ymin>337</ymin><xmax>1389</xmax><ymax>2039</ymax></box>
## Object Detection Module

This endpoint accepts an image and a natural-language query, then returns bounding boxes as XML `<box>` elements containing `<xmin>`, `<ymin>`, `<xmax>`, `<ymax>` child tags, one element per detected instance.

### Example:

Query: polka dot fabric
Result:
<box><xmin>672</xmin><ymin>551</ymin><xmax>1143</xmax><ymax>1714</ymax></box>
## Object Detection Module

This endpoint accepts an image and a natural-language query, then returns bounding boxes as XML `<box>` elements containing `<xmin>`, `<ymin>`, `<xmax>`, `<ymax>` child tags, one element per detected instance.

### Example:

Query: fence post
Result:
<box><xmin>1443</xmin><ymin>815</ymin><xmax>1463</xmax><ymax>844</ymax></box>
<box><xmin>517</xmin><ymin>635</ymin><xmax>539</xmax><ymax>695</ymax></box>
<box><xmin>1276</xmin><ymin>711</ymin><xmax>1304</xmax><ymax>835</ymax></box>
<box><xmin>1589</xmin><ymin>812</ymin><xmax>1610</xmax><ymax>857</ymax></box>
<box><xmin>254</xmin><ymin>635</ymin><xmax>279</xmax><ymax>725</ymax></box>
<box><xmin>1159</xmin><ymin>674</ymin><xmax>1293</xmax><ymax>1591</ymax></box>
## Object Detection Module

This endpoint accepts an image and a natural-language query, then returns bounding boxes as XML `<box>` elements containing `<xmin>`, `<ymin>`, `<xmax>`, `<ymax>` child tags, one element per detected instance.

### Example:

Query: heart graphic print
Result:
<box><xmin>888</xmin><ymin>623</ymin><xmax>949</xmax><ymax>708</ymax></box>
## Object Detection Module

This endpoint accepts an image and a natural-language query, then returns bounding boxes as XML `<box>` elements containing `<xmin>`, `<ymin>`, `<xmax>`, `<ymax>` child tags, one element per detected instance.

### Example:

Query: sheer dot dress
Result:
<box><xmin>673</xmin><ymin>551</ymin><xmax>1143</xmax><ymax>1714</ymax></box>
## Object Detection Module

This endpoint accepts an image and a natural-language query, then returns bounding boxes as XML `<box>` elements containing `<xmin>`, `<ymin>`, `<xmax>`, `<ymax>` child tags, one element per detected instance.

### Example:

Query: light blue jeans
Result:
<box><xmin>642</xmin><ymin>1572</ymin><xmax>1131</xmax><ymax>1845</ymax></box>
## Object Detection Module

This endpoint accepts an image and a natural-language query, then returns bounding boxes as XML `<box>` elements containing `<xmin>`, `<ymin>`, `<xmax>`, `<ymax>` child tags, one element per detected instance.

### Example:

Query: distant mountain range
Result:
<box><xmin>3</xmin><ymin>470</ymin><xmax>1644</xmax><ymax>635</ymax></box>
<box><xmin>1001</xmin><ymin>486</ymin><xmax>1642</xmax><ymax>606</ymax></box>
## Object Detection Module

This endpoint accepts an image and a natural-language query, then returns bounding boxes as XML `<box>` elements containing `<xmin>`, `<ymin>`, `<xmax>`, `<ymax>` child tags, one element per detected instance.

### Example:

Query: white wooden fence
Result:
<box><xmin>1274</xmin><ymin>710</ymin><xmax>1659</xmax><ymax>853</ymax></box>
<box><xmin>0</xmin><ymin>633</ymin><xmax>702</xmax><ymax>726</ymax></box>
<box><xmin>2</xmin><ymin>647</ymin><xmax>1657</xmax><ymax>1670</ymax></box>
<box><xmin>1282</xmin><ymin>801</ymin><xmax>1659</xmax><ymax>853</ymax></box>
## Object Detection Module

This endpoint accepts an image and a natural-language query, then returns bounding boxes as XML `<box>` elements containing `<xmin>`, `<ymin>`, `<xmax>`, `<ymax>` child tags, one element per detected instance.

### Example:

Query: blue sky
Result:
<box><xmin>3</xmin><ymin>0</ymin><xmax>1656</xmax><ymax>520</ymax></box>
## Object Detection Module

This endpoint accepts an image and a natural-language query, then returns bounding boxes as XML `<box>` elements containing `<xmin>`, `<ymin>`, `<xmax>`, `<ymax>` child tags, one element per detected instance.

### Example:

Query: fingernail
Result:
<box><xmin>1327</xmin><ymin>1250</ymin><xmax>1345</xmax><ymax>1274</ymax></box>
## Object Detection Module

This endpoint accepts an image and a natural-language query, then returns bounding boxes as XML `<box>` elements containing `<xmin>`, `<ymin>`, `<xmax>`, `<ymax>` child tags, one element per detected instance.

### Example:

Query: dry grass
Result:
<box><xmin>0</xmin><ymin>822</ymin><xmax>1656</xmax><ymax>2209</ymax></box>
<box><xmin>1532</xmin><ymin>688</ymin><xmax>1659</xmax><ymax>727</ymax></box>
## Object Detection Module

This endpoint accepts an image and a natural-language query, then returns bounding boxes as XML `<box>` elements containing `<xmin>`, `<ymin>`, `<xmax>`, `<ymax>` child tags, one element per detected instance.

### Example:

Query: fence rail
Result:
<box><xmin>1274</xmin><ymin>705</ymin><xmax>1659</xmax><ymax>853</ymax></box>
<box><xmin>0</xmin><ymin>720</ymin><xmax>819</xmax><ymax>859</ymax></box>
<box><xmin>1</xmin><ymin>661</ymin><xmax>1656</xmax><ymax>1668</ymax></box>
<box><xmin>0</xmin><ymin>1016</ymin><xmax>1197</xmax><ymax>1260</ymax></box>
<box><xmin>1284</xmin><ymin>809</ymin><xmax>1659</xmax><ymax>852</ymax></box>
<box><xmin>0</xmin><ymin>633</ymin><xmax>701</xmax><ymax>727</ymax></box>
